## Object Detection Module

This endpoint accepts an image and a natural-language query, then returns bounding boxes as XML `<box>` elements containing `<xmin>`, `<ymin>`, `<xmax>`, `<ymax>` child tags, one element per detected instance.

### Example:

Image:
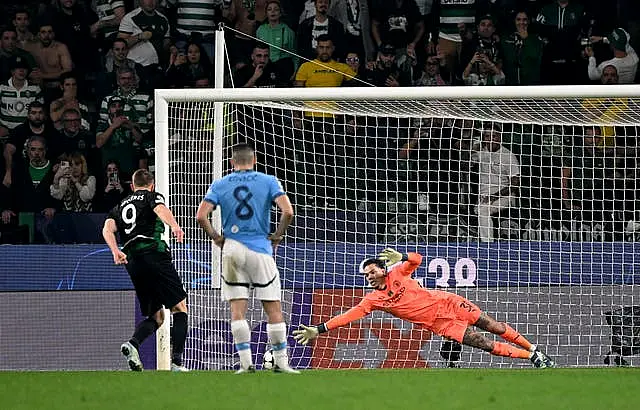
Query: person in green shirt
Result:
<box><xmin>501</xmin><ymin>10</ymin><xmax>543</xmax><ymax>85</ymax></box>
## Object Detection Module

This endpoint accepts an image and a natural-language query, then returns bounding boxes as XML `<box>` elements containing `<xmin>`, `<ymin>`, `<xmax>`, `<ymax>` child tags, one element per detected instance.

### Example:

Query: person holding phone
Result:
<box><xmin>96</xmin><ymin>159</ymin><xmax>130</xmax><ymax>212</ymax></box>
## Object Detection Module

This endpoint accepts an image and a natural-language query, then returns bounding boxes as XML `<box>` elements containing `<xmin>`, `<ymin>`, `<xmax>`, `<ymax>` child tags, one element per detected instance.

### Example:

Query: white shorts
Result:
<box><xmin>221</xmin><ymin>239</ymin><xmax>281</xmax><ymax>301</ymax></box>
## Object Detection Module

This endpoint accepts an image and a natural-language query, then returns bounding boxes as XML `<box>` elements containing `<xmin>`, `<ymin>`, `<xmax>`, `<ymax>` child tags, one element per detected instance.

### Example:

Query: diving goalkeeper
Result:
<box><xmin>294</xmin><ymin>249</ymin><xmax>555</xmax><ymax>368</ymax></box>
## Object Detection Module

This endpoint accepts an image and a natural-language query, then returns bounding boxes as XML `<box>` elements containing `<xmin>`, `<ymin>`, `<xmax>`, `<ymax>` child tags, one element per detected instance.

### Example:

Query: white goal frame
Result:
<box><xmin>154</xmin><ymin>84</ymin><xmax>640</xmax><ymax>370</ymax></box>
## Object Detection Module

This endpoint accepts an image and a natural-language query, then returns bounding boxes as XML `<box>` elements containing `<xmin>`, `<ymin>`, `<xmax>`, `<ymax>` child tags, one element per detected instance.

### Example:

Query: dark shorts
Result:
<box><xmin>125</xmin><ymin>250</ymin><xmax>187</xmax><ymax>316</ymax></box>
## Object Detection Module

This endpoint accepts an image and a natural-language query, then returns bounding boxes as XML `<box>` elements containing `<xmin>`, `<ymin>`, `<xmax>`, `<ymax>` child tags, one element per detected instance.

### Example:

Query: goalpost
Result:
<box><xmin>155</xmin><ymin>84</ymin><xmax>640</xmax><ymax>370</ymax></box>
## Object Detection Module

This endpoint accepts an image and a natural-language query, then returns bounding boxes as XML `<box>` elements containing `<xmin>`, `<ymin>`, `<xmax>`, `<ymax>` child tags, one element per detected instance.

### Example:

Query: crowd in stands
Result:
<box><xmin>0</xmin><ymin>0</ymin><xmax>639</xmax><ymax>244</ymax></box>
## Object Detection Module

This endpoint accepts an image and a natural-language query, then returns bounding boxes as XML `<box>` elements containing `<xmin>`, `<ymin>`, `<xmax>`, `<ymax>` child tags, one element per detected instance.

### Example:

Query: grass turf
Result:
<box><xmin>1</xmin><ymin>368</ymin><xmax>638</xmax><ymax>410</ymax></box>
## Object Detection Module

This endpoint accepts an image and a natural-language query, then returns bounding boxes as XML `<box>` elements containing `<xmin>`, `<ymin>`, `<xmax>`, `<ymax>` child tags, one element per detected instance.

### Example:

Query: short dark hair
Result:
<box><xmin>28</xmin><ymin>101</ymin><xmax>44</xmax><ymax>111</ymax></box>
<box><xmin>359</xmin><ymin>258</ymin><xmax>385</xmax><ymax>274</ymax></box>
<box><xmin>254</xmin><ymin>41</ymin><xmax>270</xmax><ymax>51</ymax></box>
<box><xmin>232</xmin><ymin>143</ymin><xmax>255</xmax><ymax>165</ymax></box>
<box><xmin>315</xmin><ymin>34</ymin><xmax>333</xmax><ymax>44</ymax></box>
<box><xmin>132</xmin><ymin>169</ymin><xmax>154</xmax><ymax>188</ymax></box>
<box><xmin>112</xmin><ymin>38</ymin><xmax>127</xmax><ymax>48</ymax></box>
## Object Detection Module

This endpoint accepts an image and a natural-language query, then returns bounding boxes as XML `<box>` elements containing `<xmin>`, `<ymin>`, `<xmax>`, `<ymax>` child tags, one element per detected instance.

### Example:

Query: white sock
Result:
<box><xmin>529</xmin><ymin>344</ymin><xmax>537</xmax><ymax>352</ymax></box>
<box><xmin>231</xmin><ymin>320</ymin><xmax>253</xmax><ymax>369</ymax></box>
<box><xmin>267</xmin><ymin>322</ymin><xmax>289</xmax><ymax>368</ymax></box>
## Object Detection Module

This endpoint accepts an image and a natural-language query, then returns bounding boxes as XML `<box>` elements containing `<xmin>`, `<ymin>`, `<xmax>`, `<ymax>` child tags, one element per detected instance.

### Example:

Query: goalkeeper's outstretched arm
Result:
<box><xmin>293</xmin><ymin>305</ymin><xmax>369</xmax><ymax>345</ymax></box>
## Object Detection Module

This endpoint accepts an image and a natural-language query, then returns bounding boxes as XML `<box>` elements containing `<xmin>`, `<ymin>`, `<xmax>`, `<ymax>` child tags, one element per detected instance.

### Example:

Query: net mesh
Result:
<box><xmin>165</xmin><ymin>96</ymin><xmax>640</xmax><ymax>369</ymax></box>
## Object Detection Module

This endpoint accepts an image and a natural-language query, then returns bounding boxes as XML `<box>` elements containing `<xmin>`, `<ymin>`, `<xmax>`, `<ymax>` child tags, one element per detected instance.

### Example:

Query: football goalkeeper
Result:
<box><xmin>294</xmin><ymin>248</ymin><xmax>555</xmax><ymax>368</ymax></box>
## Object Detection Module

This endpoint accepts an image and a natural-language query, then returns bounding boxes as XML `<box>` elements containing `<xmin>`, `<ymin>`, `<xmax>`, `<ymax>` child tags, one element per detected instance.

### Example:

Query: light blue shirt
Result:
<box><xmin>204</xmin><ymin>170</ymin><xmax>285</xmax><ymax>255</ymax></box>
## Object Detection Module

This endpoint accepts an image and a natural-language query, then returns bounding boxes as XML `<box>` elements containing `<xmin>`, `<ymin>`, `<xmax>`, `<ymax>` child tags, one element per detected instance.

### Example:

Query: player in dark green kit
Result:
<box><xmin>102</xmin><ymin>169</ymin><xmax>189</xmax><ymax>372</ymax></box>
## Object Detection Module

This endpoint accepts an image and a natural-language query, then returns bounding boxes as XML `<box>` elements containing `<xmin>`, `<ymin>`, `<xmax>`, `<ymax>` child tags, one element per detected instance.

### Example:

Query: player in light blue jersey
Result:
<box><xmin>196</xmin><ymin>143</ymin><xmax>298</xmax><ymax>374</ymax></box>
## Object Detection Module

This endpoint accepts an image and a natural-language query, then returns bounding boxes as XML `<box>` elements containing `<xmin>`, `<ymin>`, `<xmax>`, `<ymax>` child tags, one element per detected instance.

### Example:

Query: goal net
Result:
<box><xmin>156</xmin><ymin>86</ymin><xmax>640</xmax><ymax>369</ymax></box>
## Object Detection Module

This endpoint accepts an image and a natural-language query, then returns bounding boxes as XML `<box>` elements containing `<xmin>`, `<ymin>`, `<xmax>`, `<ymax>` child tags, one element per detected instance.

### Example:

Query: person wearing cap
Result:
<box><xmin>0</xmin><ymin>55</ymin><xmax>43</xmax><ymax>140</ymax></box>
<box><xmin>361</xmin><ymin>42</ymin><xmax>411</xmax><ymax>86</ymax></box>
<box><xmin>587</xmin><ymin>28</ymin><xmax>638</xmax><ymax>84</ymax></box>
<box><xmin>294</xmin><ymin>248</ymin><xmax>556</xmax><ymax>368</ymax></box>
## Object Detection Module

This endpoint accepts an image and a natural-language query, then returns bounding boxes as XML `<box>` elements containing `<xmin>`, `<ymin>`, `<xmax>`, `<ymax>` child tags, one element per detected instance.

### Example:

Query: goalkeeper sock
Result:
<box><xmin>267</xmin><ymin>322</ymin><xmax>289</xmax><ymax>369</ymax></box>
<box><xmin>130</xmin><ymin>317</ymin><xmax>159</xmax><ymax>349</ymax></box>
<box><xmin>171</xmin><ymin>312</ymin><xmax>188</xmax><ymax>366</ymax></box>
<box><xmin>500</xmin><ymin>324</ymin><xmax>533</xmax><ymax>351</ymax></box>
<box><xmin>490</xmin><ymin>342</ymin><xmax>531</xmax><ymax>359</ymax></box>
<box><xmin>231</xmin><ymin>320</ymin><xmax>253</xmax><ymax>369</ymax></box>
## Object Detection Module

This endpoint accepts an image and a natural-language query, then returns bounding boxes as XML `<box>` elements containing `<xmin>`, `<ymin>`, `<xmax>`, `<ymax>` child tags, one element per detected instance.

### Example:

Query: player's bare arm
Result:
<box><xmin>195</xmin><ymin>200</ymin><xmax>225</xmax><ymax>248</ymax></box>
<box><xmin>153</xmin><ymin>204</ymin><xmax>184</xmax><ymax>243</ymax></box>
<box><xmin>269</xmin><ymin>194</ymin><xmax>294</xmax><ymax>250</ymax></box>
<box><xmin>102</xmin><ymin>218</ymin><xmax>127</xmax><ymax>265</ymax></box>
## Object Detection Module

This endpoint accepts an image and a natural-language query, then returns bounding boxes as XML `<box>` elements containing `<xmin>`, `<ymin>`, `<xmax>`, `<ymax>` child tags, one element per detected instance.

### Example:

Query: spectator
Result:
<box><xmin>561</xmin><ymin>126</ymin><xmax>618</xmax><ymax>227</ymax></box>
<box><xmin>118</xmin><ymin>0</ymin><xmax>171</xmax><ymax>86</ymax></box>
<box><xmin>166</xmin><ymin>42</ymin><xmax>213</xmax><ymax>88</ymax></box>
<box><xmin>49</xmin><ymin>72</ymin><xmax>91</xmax><ymax>132</ymax></box>
<box><xmin>501</xmin><ymin>10</ymin><xmax>543</xmax><ymax>85</ymax></box>
<box><xmin>94</xmin><ymin>0</ymin><xmax>127</xmax><ymax>50</ymax></box>
<box><xmin>0</xmin><ymin>56</ymin><xmax>43</xmax><ymax>141</ymax></box>
<box><xmin>96</xmin><ymin>96</ymin><xmax>148</xmax><ymax>176</ymax></box>
<box><xmin>234</xmin><ymin>42</ymin><xmax>291</xmax><ymax>88</ymax></box>
<box><xmin>167</xmin><ymin>0</ymin><xmax>218</xmax><ymax>63</ymax></box>
<box><xmin>413</xmin><ymin>53</ymin><xmax>448</xmax><ymax>86</ymax></box>
<box><xmin>57</xmin><ymin>108</ymin><xmax>100</xmax><ymax>176</ymax></box>
<box><xmin>462</xmin><ymin>49</ymin><xmax>506</xmax><ymax>85</ymax></box>
<box><xmin>225</xmin><ymin>0</ymin><xmax>267</xmax><ymax>67</ymax></box>
<box><xmin>460</xmin><ymin>14</ymin><xmax>501</xmax><ymax>82</ymax></box>
<box><xmin>97</xmin><ymin>38</ymin><xmax>146</xmax><ymax>100</ymax></box>
<box><xmin>361</xmin><ymin>43</ymin><xmax>412</xmax><ymax>86</ymax></box>
<box><xmin>9</xmin><ymin>135</ymin><xmax>60</xmax><ymax>243</ymax></box>
<box><xmin>94</xmin><ymin>159</ymin><xmax>130</xmax><ymax>212</ymax></box>
<box><xmin>344</xmin><ymin>51</ymin><xmax>364</xmax><ymax>79</ymax></box>
<box><xmin>50</xmin><ymin>151</ymin><xmax>96</xmax><ymax>212</ymax></box>
<box><xmin>587</xmin><ymin>28</ymin><xmax>638</xmax><ymax>84</ymax></box>
<box><xmin>256</xmin><ymin>0</ymin><xmax>298</xmax><ymax>79</ymax></box>
<box><xmin>297</xmin><ymin>0</ymin><xmax>345</xmax><ymax>61</ymax></box>
<box><xmin>371</xmin><ymin>0</ymin><xmax>424</xmax><ymax>57</ymax></box>
<box><xmin>23</xmin><ymin>22</ymin><xmax>73</xmax><ymax>99</ymax></box>
<box><xmin>536</xmin><ymin>0</ymin><xmax>587</xmax><ymax>85</ymax></box>
<box><xmin>294</xmin><ymin>35</ymin><xmax>356</xmax><ymax>87</ymax></box>
<box><xmin>430</xmin><ymin>0</ymin><xmax>477</xmax><ymax>84</ymax></box>
<box><xmin>49</xmin><ymin>0</ymin><xmax>100</xmax><ymax>76</ymax></box>
<box><xmin>328</xmin><ymin>0</ymin><xmax>375</xmax><ymax>62</ymax></box>
<box><xmin>471</xmin><ymin>123</ymin><xmax>521</xmax><ymax>242</ymax></box>
<box><xmin>12</xmin><ymin>8</ymin><xmax>37</xmax><ymax>50</ymax></box>
<box><xmin>2</xmin><ymin>101</ymin><xmax>60</xmax><ymax>189</ymax></box>
<box><xmin>99</xmin><ymin>66</ymin><xmax>153</xmax><ymax>137</ymax></box>
<box><xmin>0</xmin><ymin>27</ymin><xmax>38</xmax><ymax>85</ymax></box>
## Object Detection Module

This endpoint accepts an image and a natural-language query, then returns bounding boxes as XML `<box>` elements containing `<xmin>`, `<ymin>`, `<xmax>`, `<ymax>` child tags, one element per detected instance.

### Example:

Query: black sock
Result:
<box><xmin>171</xmin><ymin>312</ymin><xmax>188</xmax><ymax>366</ymax></box>
<box><xmin>130</xmin><ymin>317</ymin><xmax>159</xmax><ymax>349</ymax></box>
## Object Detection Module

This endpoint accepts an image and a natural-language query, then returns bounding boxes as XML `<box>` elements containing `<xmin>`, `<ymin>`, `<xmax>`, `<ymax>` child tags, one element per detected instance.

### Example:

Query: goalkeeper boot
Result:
<box><xmin>171</xmin><ymin>363</ymin><xmax>190</xmax><ymax>372</ymax></box>
<box><xmin>273</xmin><ymin>365</ymin><xmax>300</xmax><ymax>374</ymax></box>
<box><xmin>121</xmin><ymin>341</ymin><xmax>143</xmax><ymax>372</ymax></box>
<box><xmin>235</xmin><ymin>365</ymin><xmax>256</xmax><ymax>374</ymax></box>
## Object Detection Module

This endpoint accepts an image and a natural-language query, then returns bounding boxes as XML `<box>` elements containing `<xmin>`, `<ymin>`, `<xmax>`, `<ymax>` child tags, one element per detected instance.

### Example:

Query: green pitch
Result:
<box><xmin>1</xmin><ymin>368</ymin><xmax>638</xmax><ymax>410</ymax></box>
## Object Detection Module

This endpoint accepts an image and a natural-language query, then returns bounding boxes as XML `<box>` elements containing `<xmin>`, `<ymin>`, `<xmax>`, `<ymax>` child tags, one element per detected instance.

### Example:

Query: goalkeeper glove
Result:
<box><xmin>378</xmin><ymin>248</ymin><xmax>406</xmax><ymax>267</ymax></box>
<box><xmin>293</xmin><ymin>324</ymin><xmax>320</xmax><ymax>345</ymax></box>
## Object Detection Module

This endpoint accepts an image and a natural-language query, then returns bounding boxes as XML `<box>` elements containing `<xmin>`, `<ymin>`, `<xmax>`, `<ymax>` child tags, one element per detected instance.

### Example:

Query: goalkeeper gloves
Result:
<box><xmin>293</xmin><ymin>324</ymin><xmax>321</xmax><ymax>345</ymax></box>
<box><xmin>378</xmin><ymin>248</ymin><xmax>406</xmax><ymax>267</ymax></box>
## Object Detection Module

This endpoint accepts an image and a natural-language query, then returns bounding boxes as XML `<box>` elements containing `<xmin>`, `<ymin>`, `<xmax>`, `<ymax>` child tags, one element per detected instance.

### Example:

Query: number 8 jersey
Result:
<box><xmin>108</xmin><ymin>189</ymin><xmax>168</xmax><ymax>254</ymax></box>
<box><xmin>203</xmin><ymin>170</ymin><xmax>285</xmax><ymax>255</ymax></box>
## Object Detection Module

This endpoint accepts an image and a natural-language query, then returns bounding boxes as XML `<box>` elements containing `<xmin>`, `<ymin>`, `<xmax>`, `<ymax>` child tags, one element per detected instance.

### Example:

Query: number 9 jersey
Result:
<box><xmin>203</xmin><ymin>170</ymin><xmax>285</xmax><ymax>255</ymax></box>
<box><xmin>108</xmin><ymin>189</ymin><xmax>168</xmax><ymax>254</ymax></box>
